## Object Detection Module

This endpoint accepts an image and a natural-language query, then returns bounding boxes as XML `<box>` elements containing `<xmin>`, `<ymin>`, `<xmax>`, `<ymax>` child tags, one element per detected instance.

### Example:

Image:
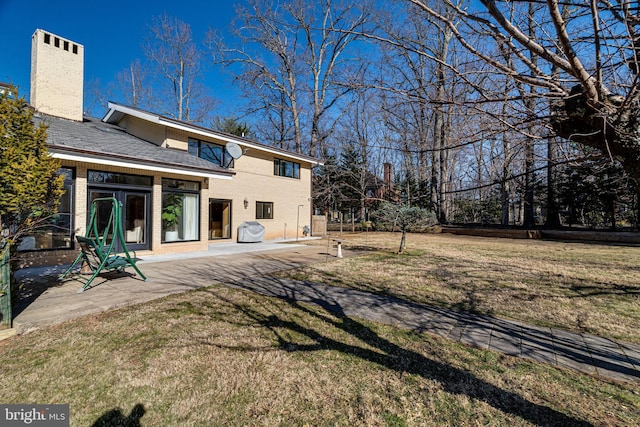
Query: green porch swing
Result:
<box><xmin>60</xmin><ymin>197</ymin><xmax>147</xmax><ymax>292</ymax></box>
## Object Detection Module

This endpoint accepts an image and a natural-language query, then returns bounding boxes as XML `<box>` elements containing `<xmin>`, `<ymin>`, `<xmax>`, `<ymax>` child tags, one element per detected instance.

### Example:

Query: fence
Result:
<box><xmin>0</xmin><ymin>241</ymin><xmax>11</xmax><ymax>329</ymax></box>
<box><xmin>312</xmin><ymin>215</ymin><xmax>327</xmax><ymax>237</ymax></box>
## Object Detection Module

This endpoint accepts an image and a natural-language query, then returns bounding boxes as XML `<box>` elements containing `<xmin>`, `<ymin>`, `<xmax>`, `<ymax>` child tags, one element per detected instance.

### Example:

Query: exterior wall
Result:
<box><xmin>25</xmin><ymin>119</ymin><xmax>315</xmax><ymax>266</ymax></box>
<box><xmin>165</xmin><ymin>128</ymin><xmax>190</xmax><ymax>151</ymax></box>
<box><xmin>150</xmin><ymin>171</ymin><xmax>209</xmax><ymax>255</ymax></box>
<box><xmin>209</xmin><ymin>149</ymin><xmax>313</xmax><ymax>241</ymax></box>
<box><xmin>119</xmin><ymin>116</ymin><xmax>166</xmax><ymax>146</ymax></box>
<box><xmin>23</xmin><ymin>150</ymin><xmax>313</xmax><ymax>266</ymax></box>
<box><xmin>148</xmin><ymin>122</ymin><xmax>316</xmax><ymax>242</ymax></box>
<box><xmin>30</xmin><ymin>30</ymin><xmax>84</xmax><ymax>122</ymax></box>
<box><xmin>56</xmin><ymin>162</ymin><xmax>210</xmax><ymax>261</ymax></box>
<box><xmin>134</xmin><ymin>117</ymin><xmax>312</xmax><ymax>242</ymax></box>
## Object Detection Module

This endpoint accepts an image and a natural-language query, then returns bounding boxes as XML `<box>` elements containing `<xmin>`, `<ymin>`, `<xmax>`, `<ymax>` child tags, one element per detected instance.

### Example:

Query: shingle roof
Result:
<box><xmin>36</xmin><ymin>114</ymin><xmax>234</xmax><ymax>177</ymax></box>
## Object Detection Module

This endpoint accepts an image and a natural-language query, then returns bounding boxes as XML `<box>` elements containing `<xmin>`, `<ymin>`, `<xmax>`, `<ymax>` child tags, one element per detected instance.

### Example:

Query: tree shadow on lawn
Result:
<box><xmin>201</xmin><ymin>281</ymin><xmax>593</xmax><ymax>427</ymax></box>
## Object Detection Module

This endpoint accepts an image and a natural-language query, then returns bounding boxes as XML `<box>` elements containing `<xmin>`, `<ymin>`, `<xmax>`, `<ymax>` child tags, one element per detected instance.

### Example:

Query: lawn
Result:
<box><xmin>0</xmin><ymin>232</ymin><xmax>638</xmax><ymax>426</ymax></box>
<box><xmin>288</xmin><ymin>232</ymin><xmax>640</xmax><ymax>344</ymax></box>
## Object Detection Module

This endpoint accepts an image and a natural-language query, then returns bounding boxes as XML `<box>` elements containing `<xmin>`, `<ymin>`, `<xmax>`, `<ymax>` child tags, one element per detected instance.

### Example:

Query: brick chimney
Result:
<box><xmin>30</xmin><ymin>29</ymin><xmax>84</xmax><ymax>121</ymax></box>
<box><xmin>383</xmin><ymin>162</ymin><xmax>393</xmax><ymax>192</ymax></box>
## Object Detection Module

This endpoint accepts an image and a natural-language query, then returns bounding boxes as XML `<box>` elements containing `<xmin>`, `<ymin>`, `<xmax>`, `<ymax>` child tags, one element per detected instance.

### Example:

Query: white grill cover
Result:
<box><xmin>237</xmin><ymin>221</ymin><xmax>265</xmax><ymax>243</ymax></box>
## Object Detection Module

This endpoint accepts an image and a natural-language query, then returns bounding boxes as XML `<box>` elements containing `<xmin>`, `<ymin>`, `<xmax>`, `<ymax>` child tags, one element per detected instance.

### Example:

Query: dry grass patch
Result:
<box><xmin>0</xmin><ymin>285</ymin><xmax>638</xmax><ymax>426</ymax></box>
<box><xmin>290</xmin><ymin>232</ymin><xmax>640</xmax><ymax>343</ymax></box>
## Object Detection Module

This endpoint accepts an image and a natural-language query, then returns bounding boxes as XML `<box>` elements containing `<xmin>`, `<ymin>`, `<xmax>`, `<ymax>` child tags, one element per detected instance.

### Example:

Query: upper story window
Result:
<box><xmin>274</xmin><ymin>158</ymin><xmax>300</xmax><ymax>179</ymax></box>
<box><xmin>188</xmin><ymin>138</ymin><xmax>234</xmax><ymax>168</ymax></box>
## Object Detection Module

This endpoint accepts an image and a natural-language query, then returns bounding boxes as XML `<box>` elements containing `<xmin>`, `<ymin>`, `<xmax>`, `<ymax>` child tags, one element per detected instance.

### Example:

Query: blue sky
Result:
<box><xmin>0</xmin><ymin>0</ymin><xmax>247</xmax><ymax>117</ymax></box>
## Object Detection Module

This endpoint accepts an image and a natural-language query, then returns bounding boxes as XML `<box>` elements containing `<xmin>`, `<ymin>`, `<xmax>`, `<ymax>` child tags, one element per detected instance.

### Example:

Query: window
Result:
<box><xmin>162</xmin><ymin>179</ymin><xmax>200</xmax><ymax>243</ymax></box>
<box><xmin>63</xmin><ymin>41</ymin><xmax>69</xmax><ymax>51</ymax></box>
<box><xmin>188</xmin><ymin>138</ymin><xmax>234</xmax><ymax>168</ymax></box>
<box><xmin>72</xmin><ymin>44</ymin><xmax>78</xmax><ymax>54</ymax></box>
<box><xmin>54</xmin><ymin>37</ymin><xmax>60</xmax><ymax>48</ymax></box>
<box><xmin>88</xmin><ymin>171</ymin><xmax>153</xmax><ymax>186</ymax></box>
<box><xmin>17</xmin><ymin>168</ymin><xmax>74</xmax><ymax>251</ymax></box>
<box><xmin>44</xmin><ymin>33</ymin><xmax>50</xmax><ymax>44</ymax></box>
<box><xmin>274</xmin><ymin>158</ymin><xmax>300</xmax><ymax>179</ymax></box>
<box><xmin>256</xmin><ymin>202</ymin><xmax>273</xmax><ymax>219</ymax></box>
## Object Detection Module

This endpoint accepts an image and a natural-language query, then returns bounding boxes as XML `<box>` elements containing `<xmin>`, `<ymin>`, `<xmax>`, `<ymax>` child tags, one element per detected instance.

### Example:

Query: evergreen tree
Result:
<box><xmin>556</xmin><ymin>159</ymin><xmax>635</xmax><ymax>229</ymax></box>
<box><xmin>339</xmin><ymin>144</ymin><xmax>367</xmax><ymax>218</ymax></box>
<box><xmin>313</xmin><ymin>150</ymin><xmax>341</xmax><ymax>215</ymax></box>
<box><xmin>0</xmin><ymin>86</ymin><xmax>65</xmax><ymax>251</ymax></box>
<box><xmin>211</xmin><ymin>117</ymin><xmax>252</xmax><ymax>138</ymax></box>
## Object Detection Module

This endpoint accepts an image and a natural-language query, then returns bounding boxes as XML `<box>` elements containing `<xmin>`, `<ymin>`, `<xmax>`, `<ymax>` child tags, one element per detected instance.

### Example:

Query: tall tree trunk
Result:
<box><xmin>522</xmin><ymin>2</ymin><xmax>537</xmax><ymax>228</ymax></box>
<box><xmin>545</xmin><ymin>136</ymin><xmax>561</xmax><ymax>227</ymax></box>
<box><xmin>501</xmin><ymin>134</ymin><xmax>512</xmax><ymax>226</ymax></box>
<box><xmin>523</xmin><ymin>136</ymin><xmax>535</xmax><ymax>227</ymax></box>
<box><xmin>439</xmin><ymin>138</ymin><xmax>449</xmax><ymax>223</ymax></box>
<box><xmin>545</xmin><ymin>4</ymin><xmax>569</xmax><ymax>229</ymax></box>
<box><xmin>433</xmin><ymin>28</ymin><xmax>452</xmax><ymax>223</ymax></box>
<box><xmin>289</xmin><ymin>73</ymin><xmax>302</xmax><ymax>154</ymax></box>
<box><xmin>430</xmin><ymin>144</ymin><xmax>439</xmax><ymax>215</ymax></box>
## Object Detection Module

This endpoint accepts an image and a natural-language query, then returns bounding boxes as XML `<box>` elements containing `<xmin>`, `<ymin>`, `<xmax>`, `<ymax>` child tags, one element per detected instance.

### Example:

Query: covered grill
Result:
<box><xmin>237</xmin><ymin>221</ymin><xmax>265</xmax><ymax>243</ymax></box>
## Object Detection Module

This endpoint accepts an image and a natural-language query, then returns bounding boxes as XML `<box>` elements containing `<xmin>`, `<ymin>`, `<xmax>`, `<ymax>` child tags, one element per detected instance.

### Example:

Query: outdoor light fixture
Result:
<box><xmin>244</xmin><ymin>197</ymin><xmax>249</xmax><ymax>209</ymax></box>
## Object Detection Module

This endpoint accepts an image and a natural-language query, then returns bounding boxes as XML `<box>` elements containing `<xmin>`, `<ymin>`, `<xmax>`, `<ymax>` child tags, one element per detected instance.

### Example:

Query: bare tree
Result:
<box><xmin>210</xmin><ymin>0</ymin><xmax>370</xmax><ymax>156</ymax></box>
<box><xmin>409</xmin><ymin>0</ymin><xmax>640</xmax><ymax>183</ymax></box>
<box><xmin>115</xmin><ymin>59</ymin><xmax>150</xmax><ymax>108</ymax></box>
<box><xmin>83</xmin><ymin>77</ymin><xmax>110</xmax><ymax>117</ymax></box>
<box><xmin>375</xmin><ymin>2</ymin><xmax>464</xmax><ymax>221</ymax></box>
<box><xmin>144</xmin><ymin>14</ymin><xmax>216</xmax><ymax>123</ymax></box>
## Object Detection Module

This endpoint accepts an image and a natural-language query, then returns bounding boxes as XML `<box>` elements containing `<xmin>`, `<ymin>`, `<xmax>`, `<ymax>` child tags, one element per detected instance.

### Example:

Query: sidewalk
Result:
<box><xmin>225</xmin><ymin>274</ymin><xmax>640</xmax><ymax>383</ymax></box>
<box><xmin>11</xmin><ymin>240</ymin><xmax>640</xmax><ymax>383</ymax></box>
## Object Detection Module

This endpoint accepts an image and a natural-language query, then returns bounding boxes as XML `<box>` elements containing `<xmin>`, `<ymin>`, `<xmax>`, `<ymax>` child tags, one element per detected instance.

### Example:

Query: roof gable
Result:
<box><xmin>103</xmin><ymin>102</ymin><xmax>323</xmax><ymax>166</ymax></box>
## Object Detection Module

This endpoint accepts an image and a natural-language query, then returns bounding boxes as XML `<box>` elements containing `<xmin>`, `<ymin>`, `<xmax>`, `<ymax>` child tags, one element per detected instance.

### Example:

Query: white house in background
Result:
<box><xmin>18</xmin><ymin>29</ymin><xmax>322</xmax><ymax>267</ymax></box>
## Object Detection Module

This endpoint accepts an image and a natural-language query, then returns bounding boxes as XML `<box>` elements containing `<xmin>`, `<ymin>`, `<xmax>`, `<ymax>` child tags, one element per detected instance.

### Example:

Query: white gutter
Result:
<box><xmin>103</xmin><ymin>104</ymin><xmax>160</xmax><ymax>124</ymax></box>
<box><xmin>51</xmin><ymin>152</ymin><xmax>233</xmax><ymax>180</ymax></box>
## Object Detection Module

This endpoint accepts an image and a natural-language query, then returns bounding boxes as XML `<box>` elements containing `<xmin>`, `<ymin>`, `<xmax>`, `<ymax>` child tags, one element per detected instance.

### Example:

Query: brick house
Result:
<box><xmin>18</xmin><ymin>29</ymin><xmax>321</xmax><ymax>266</ymax></box>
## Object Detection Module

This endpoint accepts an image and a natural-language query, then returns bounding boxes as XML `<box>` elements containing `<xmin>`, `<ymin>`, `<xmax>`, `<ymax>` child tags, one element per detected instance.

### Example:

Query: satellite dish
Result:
<box><xmin>226</xmin><ymin>142</ymin><xmax>243</xmax><ymax>160</ymax></box>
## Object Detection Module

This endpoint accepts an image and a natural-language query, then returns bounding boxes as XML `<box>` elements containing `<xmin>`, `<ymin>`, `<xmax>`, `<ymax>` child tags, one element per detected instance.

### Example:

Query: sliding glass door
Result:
<box><xmin>88</xmin><ymin>190</ymin><xmax>151</xmax><ymax>251</ymax></box>
<box><xmin>87</xmin><ymin>171</ymin><xmax>152</xmax><ymax>251</ymax></box>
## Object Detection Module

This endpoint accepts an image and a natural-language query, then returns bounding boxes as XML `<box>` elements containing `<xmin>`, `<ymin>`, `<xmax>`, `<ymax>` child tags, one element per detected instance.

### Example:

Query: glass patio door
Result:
<box><xmin>88</xmin><ymin>190</ymin><xmax>150</xmax><ymax>251</ymax></box>
<box><xmin>209</xmin><ymin>199</ymin><xmax>232</xmax><ymax>240</ymax></box>
<box><xmin>124</xmin><ymin>193</ymin><xmax>148</xmax><ymax>249</ymax></box>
